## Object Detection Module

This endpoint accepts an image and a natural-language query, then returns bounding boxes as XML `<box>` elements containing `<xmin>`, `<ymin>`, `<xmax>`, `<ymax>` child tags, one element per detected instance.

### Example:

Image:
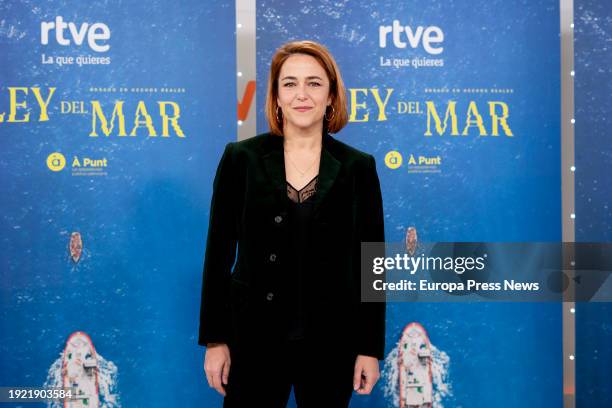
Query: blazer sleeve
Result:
<box><xmin>356</xmin><ymin>154</ymin><xmax>386</xmax><ymax>360</ymax></box>
<box><xmin>198</xmin><ymin>142</ymin><xmax>238</xmax><ymax>346</ymax></box>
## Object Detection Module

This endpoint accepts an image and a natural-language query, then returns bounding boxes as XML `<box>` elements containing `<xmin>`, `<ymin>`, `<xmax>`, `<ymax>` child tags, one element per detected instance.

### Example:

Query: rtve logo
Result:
<box><xmin>41</xmin><ymin>16</ymin><xmax>111</xmax><ymax>53</ymax></box>
<box><xmin>379</xmin><ymin>20</ymin><xmax>444</xmax><ymax>55</ymax></box>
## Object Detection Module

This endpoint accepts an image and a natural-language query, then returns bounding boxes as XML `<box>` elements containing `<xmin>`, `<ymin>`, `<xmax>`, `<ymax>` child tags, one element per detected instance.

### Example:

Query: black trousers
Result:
<box><xmin>223</xmin><ymin>337</ymin><xmax>356</xmax><ymax>407</ymax></box>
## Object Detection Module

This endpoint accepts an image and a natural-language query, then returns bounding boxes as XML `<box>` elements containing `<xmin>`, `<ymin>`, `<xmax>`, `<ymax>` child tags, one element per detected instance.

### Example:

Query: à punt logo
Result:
<box><xmin>46</xmin><ymin>152</ymin><xmax>109</xmax><ymax>176</ymax></box>
<box><xmin>47</xmin><ymin>152</ymin><xmax>66</xmax><ymax>171</ymax></box>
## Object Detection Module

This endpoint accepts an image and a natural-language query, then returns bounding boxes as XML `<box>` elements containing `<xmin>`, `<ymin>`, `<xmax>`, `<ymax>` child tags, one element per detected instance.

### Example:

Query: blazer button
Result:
<box><xmin>266</xmin><ymin>292</ymin><xmax>274</xmax><ymax>301</ymax></box>
<box><xmin>269</xmin><ymin>253</ymin><xmax>277</xmax><ymax>262</ymax></box>
<box><xmin>274</xmin><ymin>215</ymin><xmax>283</xmax><ymax>224</ymax></box>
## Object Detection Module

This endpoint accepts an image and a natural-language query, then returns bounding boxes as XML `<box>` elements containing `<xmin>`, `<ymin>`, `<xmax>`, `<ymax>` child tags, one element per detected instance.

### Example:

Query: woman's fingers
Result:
<box><xmin>357</xmin><ymin>371</ymin><xmax>375</xmax><ymax>394</ymax></box>
<box><xmin>211</xmin><ymin>369</ymin><xmax>227</xmax><ymax>396</ymax></box>
<box><xmin>353</xmin><ymin>362</ymin><xmax>363</xmax><ymax>391</ymax></box>
<box><xmin>204</xmin><ymin>357</ymin><xmax>213</xmax><ymax>388</ymax></box>
<box><xmin>222</xmin><ymin>359</ymin><xmax>231</xmax><ymax>385</ymax></box>
<box><xmin>353</xmin><ymin>356</ymin><xmax>380</xmax><ymax>395</ymax></box>
<box><xmin>204</xmin><ymin>346</ymin><xmax>230</xmax><ymax>396</ymax></box>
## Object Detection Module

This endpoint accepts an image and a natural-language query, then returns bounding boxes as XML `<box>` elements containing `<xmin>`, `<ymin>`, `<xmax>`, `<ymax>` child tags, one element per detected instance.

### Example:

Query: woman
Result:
<box><xmin>198</xmin><ymin>40</ymin><xmax>385</xmax><ymax>407</ymax></box>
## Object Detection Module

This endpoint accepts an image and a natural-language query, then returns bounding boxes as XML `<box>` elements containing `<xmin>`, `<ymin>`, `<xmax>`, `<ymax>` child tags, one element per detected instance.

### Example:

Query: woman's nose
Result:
<box><xmin>295</xmin><ymin>84</ymin><xmax>308</xmax><ymax>100</ymax></box>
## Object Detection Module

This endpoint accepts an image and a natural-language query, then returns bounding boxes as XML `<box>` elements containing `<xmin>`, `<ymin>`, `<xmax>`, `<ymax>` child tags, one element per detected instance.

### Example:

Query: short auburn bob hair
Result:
<box><xmin>265</xmin><ymin>40</ymin><xmax>349</xmax><ymax>136</ymax></box>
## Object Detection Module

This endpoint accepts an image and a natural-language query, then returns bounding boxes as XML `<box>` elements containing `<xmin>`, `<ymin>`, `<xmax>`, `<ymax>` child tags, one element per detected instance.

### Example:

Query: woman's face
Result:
<box><xmin>277</xmin><ymin>53</ymin><xmax>332</xmax><ymax>135</ymax></box>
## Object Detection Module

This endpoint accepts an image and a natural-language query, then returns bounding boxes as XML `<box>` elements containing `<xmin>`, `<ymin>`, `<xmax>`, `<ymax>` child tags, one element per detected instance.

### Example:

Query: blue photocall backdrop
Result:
<box><xmin>0</xmin><ymin>1</ymin><xmax>235</xmax><ymax>406</ymax></box>
<box><xmin>256</xmin><ymin>1</ymin><xmax>561</xmax><ymax>406</ymax></box>
<box><xmin>574</xmin><ymin>0</ymin><xmax>612</xmax><ymax>406</ymax></box>
<box><xmin>8</xmin><ymin>0</ymin><xmax>610</xmax><ymax>407</ymax></box>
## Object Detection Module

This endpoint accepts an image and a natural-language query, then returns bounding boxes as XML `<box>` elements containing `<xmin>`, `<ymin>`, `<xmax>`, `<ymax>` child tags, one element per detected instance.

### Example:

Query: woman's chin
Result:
<box><xmin>286</xmin><ymin>120</ymin><xmax>323</xmax><ymax>133</ymax></box>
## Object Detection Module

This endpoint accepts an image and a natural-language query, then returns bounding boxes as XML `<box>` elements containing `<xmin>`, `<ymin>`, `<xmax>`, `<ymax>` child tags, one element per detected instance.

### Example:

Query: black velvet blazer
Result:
<box><xmin>198</xmin><ymin>131</ymin><xmax>386</xmax><ymax>360</ymax></box>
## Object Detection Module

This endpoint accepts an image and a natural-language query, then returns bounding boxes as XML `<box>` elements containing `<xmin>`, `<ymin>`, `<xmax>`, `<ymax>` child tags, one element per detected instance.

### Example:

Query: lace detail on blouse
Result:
<box><xmin>286</xmin><ymin>175</ymin><xmax>318</xmax><ymax>203</ymax></box>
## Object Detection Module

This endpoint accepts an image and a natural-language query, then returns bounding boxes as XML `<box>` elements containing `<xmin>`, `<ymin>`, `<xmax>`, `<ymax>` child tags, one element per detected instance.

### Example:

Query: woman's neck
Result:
<box><xmin>282</xmin><ymin>124</ymin><xmax>324</xmax><ymax>151</ymax></box>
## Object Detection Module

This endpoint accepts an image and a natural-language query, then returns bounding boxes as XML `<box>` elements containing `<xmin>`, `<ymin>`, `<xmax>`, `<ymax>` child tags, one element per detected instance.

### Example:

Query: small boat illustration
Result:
<box><xmin>62</xmin><ymin>331</ymin><xmax>99</xmax><ymax>408</ymax></box>
<box><xmin>69</xmin><ymin>232</ymin><xmax>83</xmax><ymax>263</ymax></box>
<box><xmin>405</xmin><ymin>227</ymin><xmax>418</xmax><ymax>256</ymax></box>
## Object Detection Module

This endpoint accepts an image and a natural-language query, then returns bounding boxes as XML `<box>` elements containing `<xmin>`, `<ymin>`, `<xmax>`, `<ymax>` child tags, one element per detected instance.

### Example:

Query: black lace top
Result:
<box><xmin>287</xmin><ymin>175</ymin><xmax>318</xmax><ymax>204</ymax></box>
<box><xmin>284</xmin><ymin>175</ymin><xmax>318</xmax><ymax>340</ymax></box>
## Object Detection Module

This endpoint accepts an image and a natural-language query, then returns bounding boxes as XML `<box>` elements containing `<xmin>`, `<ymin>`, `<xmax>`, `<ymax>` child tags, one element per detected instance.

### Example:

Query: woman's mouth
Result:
<box><xmin>294</xmin><ymin>107</ymin><xmax>313</xmax><ymax>112</ymax></box>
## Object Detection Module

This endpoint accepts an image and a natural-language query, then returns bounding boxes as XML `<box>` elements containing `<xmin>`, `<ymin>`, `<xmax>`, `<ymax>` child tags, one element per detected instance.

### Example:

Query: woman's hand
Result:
<box><xmin>353</xmin><ymin>354</ymin><xmax>380</xmax><ymax>395</ymax></box>
<box><xmin>204</xmin><ymin>343</ymin><xmax>231</xmax><ymax>396</ymax></box>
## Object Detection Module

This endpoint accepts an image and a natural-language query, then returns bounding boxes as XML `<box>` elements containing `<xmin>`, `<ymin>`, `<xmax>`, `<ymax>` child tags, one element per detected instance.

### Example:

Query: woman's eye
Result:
<box><xmin>283</xmin><ymin>83</ymin><xmax>296</xmax><ymax>87</ymax></box>
<box><xmin>309</xmin><ymin>82</ymin><xmax>321</xmax><ymax>87</ymax></box>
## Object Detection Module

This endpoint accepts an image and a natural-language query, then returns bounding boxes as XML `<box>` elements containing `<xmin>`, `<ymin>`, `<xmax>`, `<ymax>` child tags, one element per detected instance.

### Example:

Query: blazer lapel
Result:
<box><xmin>312</xmin><ymin>134</ymin><xmax>341</xmax><ymax>214</ymax></box>
<box><xmin>261</xmin><ymin>132</ymin><xmax>341</xmax><ymax>214</ymax></box>
<box><xmin>262</xmin><ymin>134</ymin><xmax>287</xmax><ymax>207</ymax></box>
